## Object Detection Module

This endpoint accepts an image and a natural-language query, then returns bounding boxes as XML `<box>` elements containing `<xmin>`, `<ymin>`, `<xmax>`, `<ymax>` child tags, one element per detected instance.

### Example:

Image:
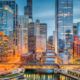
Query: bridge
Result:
<box><xmin>0</xmin><ymin>63</ymin><xmax>60</xmax><ymax>69</ymax></box>
<box><xmin>36</xmin><ymin>56</ymin><xmax>56</xmax><ymax>58</ymax></box>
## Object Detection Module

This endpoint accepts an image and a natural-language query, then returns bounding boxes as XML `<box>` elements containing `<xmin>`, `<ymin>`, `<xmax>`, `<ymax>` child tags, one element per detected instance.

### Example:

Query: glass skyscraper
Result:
<box><xmin>77</xmin><ymin>22</ymin><xmax>80</xmax><ymax>39</ymax></box>
<box><xmin>0</xmin><ymin>0</ymin><xmax>18</xmax><ymax>54</ymax></box>
<box><xmin>55</xmin><ymin>0</ymin><xmax>73</xmax><ymax>55</ymax></box>
<box><xmin>0</xmin><ymin>5</ymin><xmax>13</xmax><ymax>61</ymax></box>
<box><xmin>24</xmin><ymin>0</ymin><xmax>32</xmax><ymax>22</ymax></box>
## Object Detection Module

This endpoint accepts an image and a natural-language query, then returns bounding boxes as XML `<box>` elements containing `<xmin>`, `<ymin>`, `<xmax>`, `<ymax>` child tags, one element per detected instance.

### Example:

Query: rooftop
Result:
<box><xmin>21</xmin><ymin>52</ymin><xmax>32</xmax><ymax>56</ymax></box>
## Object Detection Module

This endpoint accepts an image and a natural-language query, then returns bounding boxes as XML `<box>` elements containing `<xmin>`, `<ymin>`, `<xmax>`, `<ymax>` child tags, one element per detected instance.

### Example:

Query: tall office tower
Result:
<box><xmin>34</xmin><ymin>19</ymin><xmax>40</xmax><ymax>36</ymax></box>
<box><xmin>48</xmin><ymin>36</ymin><xmax>53</xmax><ymax>45</ymax></box>
<box><xmin>73</xmin><ymin>23</ymin><xmax>77</xmax><ymax>36</ymax></box>
<box><xmin>55</xmin><ymin>0</ymin><xmax>73</xmax><ymax>54</ymax></box>
<box><xmin>17</xmin><ymin>24</ymin><xmax>23</xmax><ymax>54</ymax></box>
<box><xmin>36</xmin><ymin>34</ymin><xmax>46</xmax><ymax>53</ymax></box>
<box><xmin>28</xmin><ymin>22</ymin><xmax>36</xmax><ymax>52</ymax></box>
<box><xmin>0</xmin><ymin>5</ymin><xmax>13</xmax><ymax>62</ymax></box>
<box><xmin>40</xmin><ymin>23</ymin><xmax>47</xmax><ymax>50</ymax></box>
<box><xmin>18</xmin><ymin>15</ymin><xmax>29</xmax><ymax>54</ymax></box>
<box><xmin>53</xmin><ymin>31</ymin><xmax>55</xmax><ymax>46</ymax></box>
<box><xmin>24</xmin><ymin>0</ymin><xmax>32</xmax><ymax>23</ymax></box>
<box><xmin>77</xmin><ymin>22</ymin><xmax>80</xmax><ymax>39</ymax></box>
<box><xmin>0</xmin><ymin>0</ymin><xmax>18</xmax><ymax>55</ymax></box>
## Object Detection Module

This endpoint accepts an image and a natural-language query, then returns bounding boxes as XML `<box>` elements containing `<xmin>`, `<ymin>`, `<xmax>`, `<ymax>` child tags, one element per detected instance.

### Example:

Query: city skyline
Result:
<box><xmin>16</xmin><ymin>0</ymin><xmax>80</xmax><ymax>38</ymax></box>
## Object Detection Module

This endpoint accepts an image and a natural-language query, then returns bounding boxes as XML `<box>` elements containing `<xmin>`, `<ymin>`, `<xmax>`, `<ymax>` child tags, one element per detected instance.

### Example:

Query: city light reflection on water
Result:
<box><xmin>10</xmin><ymin>71</ymin><xmax>77</xmax><ymax>80</ymax></box>
<box><xmin>9</xmin><ymin>53</ymin><xmax>77</xmax><ymax>80</ymax></box>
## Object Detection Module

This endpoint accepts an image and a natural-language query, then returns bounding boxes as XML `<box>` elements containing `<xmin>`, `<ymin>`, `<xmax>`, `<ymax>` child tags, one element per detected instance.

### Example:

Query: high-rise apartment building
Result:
<box><xmin>0</xmin><ymin>5</ymin><xmax>13</xmax><ymax>61</ymax></box>
<box><xmin>77</xmin><ymin>22</ymin><xmax>80</xmax><ymax>39</ymax></box>
<box><xmin>40</xmin><ymin>23</ymin><xmax>47</xmax><ymax>51</ymax></box>
<box><xmin>24</xmin><ymin>0</ymin><xmax>32</xmax><ymax>23</ymax></box>
<box><xmin>36</xmin><ymin>34</ymin><xmax>46</xmax><ymax>53</ymax></box>
<box><xmin>73</xmin><ymin>23</ymin><xmax>77</xmax><ymax>36</ymax></box>
<box><xmin>34</xmin><ymin>19</ymin><xmax>40</xmax><ymax>36</ymax></box>
<box><xmin>18</xmin><ymin>15</ymin><xmax>29</xmax><ymax>54</ymax></box>
<box><xmin>40</xmin><ymin>23</ymin><xmax>47</xmax><ymax>36</ymax></box>
<box><xmin>55</xmin><ymin>0</ymin><xmax>73</xmax><ymax>54</ymax></box>
<box><xmin>28</xmin><ymin>22</ymin><xmax>36</xmax><ymax>52</ymax></box>
<box><xmin>0</xmin><ymin>0</ymin><xmax>18</xmax><ymax>55</ymax></box>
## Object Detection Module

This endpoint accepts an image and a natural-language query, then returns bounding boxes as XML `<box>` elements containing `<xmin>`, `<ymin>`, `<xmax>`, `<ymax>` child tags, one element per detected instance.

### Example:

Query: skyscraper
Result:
<box><xmin>0</xmin><ymin>0</ymin><xmax>18</xmax><ymax>55</ymax></box>
<box><xmin>0</xmin><ymin>5</ymin><xmax>13</xmax><ymax>61</ymax></box>
<box><xmin>24</xmin><ymin>0</ymin><xmax>32</xmax><ymax>23</ymax></box>
<box><xmin>77</xmin><ymin>22</ymin><xmax>80</xmax><ymax>39</ymax></box>
<box><xmin>28</xmin><ymin>22</ymin><xmax>36</xmax><ymax>52</ymax></box>
<box><xmin>55</xmin><ymin>0</ymin><xmax>73</xmax><ymax>54</ymax></box>
<box><xmin>18</xmin><ymin>15</ymin><xmax>29</xmax><ymax>54</ymax></box>
<box><xmin>34</xmin><ymin>19</ymin><xmax>40</xmax><ymax>36</ymax></box>
<box><xmin>40</xmin><ymin>23</ymin><xmax>47</xmax><ymax>51</ymax></box>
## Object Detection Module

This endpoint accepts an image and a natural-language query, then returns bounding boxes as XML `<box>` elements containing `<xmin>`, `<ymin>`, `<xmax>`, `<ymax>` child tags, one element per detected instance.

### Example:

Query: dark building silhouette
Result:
<box><xmin>24</xmin><ymin>0</ymin><xmax>32</xmax><ymax>22</ymax></box>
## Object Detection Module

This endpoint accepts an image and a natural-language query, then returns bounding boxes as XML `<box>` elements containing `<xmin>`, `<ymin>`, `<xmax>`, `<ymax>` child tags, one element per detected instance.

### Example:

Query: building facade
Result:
<box><xmin>55</xmin><ymin>0</ymin><xmax>73</xmax><ymax>54</ymax></box>
<box><xmin>28</xmin><ymin>22</ymin><xmax>36</xmax><ymax>52</ymax></box>
<box><xmin>77</xmin><ymin>22</ymin><xmax>80</xmax><ymax>39</ymax></box>
<box><xmin>0</xmin><ymin>0</ymin><xmax>18</xmax><ymax>55</ymax></box>
<box><xmin>18</xmin><ymin>15</ymin><xmax>29</xmax><ymax>54</ymax></box>
<box><xmin>0</xmin><ymin>5</ymin><xmax>13</xmax><ymax>62</ymax></box>
<box><xmin>53</xmin><ymin>31</ymin><xmax>55</xmax><ymax>46</ymax></box>
<box><xmin>48</xmin><ymin>36</ymin><xmax>53</xmax><ymax>45</ymax></box>
<box><xmin>20</xmin><ymin>52</ymin><xmax>33</xmax><ymax>63</ymax></box>
<box><xmin>73</xmin><ymin>23</ymin><xmax>77</xmax><ymax>36</ymax></box>
<box><xmin>40</xmin><ymin>23</ymin><xmax>47</xmax><ymax>50</ymax></box>
<box><xmin>34</xmin><ymin>19</ymin><xmax>40</xmax><ymax>36</ymax></box>
<box><xmin>24</xmin><ymin>0</ymin><xmax>32</xmax><ymax>22</ymax></box>
<box><xmin>73</xmin><ymin>36</ymin><xmax>80</xmax><ymax>59</ymax></box>
<box><xmin>36</xmin><ymin>34</ymin><xmax>46</xmax><ymax>53</ymax></box>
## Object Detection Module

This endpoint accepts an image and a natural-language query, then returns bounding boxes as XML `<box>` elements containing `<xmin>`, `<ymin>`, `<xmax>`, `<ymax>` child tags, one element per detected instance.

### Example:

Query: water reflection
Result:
<box><xmin>11</xmin><ymin>72</ymin><xmax>77</xmax><ymax>80</ymax></box>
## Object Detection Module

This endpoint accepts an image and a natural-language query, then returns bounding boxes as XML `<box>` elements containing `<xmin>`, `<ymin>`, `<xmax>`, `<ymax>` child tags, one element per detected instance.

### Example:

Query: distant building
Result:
<box><xmin>17</xmin><ymin>24</ymin><xmax>24</xmax><ymax>54</ymax></box>
<box><xmin>48</xmin><ymin>36</ymin><xmax>53</xmax><ymax>45</ymax></box>
<box><xmin>73</xmin><ymin>36</ymin><xmax>80</xmax><ymax>59</ymax></box>
<box><xmin>28</xmin><ymin>22</ymin><xmax>36</xmax><ymax>52</ymax></box>
<box><xmin>40</xmin><ymin>23</ymin><xmax>47</xmax><ymax>50</ymax></box>
<box><xmin>73</xmin><ymin>23</ymin><xmax>77</xmax><ymax>36</ymax></box>
<box><xmin>36</xmin><ymin>34</ymin><xmax>46</xmax><ymax>53</ymax></box>
<box><xmin>24</xmin><ymin>0</ymin><xmax>32</xmax><ymax>23</ymax></box>
<box><xmin>53</xmin><ymin>31</ymin><xmax>55</xmax><ymax>46</ymax></box>
<box><xmin>18</xmin><ymin>15</ymin><xmax>29</xmax><ymax>54</ymax></box>
<box><xmin>77</xmin><ymin>22</ymin><xmax>80</xmax><ymax>39</ymax></box>
<box><xmin>0</xmin><ymin>5</ymin><xmax>13</xmax><ymax>61</ymax></box>
<box><xmin>20</xmin><ymin>52</ymin><xmax>33</xmax><ymax>63</ymax></box>
<box><xmin>34</xmin><ymin>19</ymin><xmax>40</xmax><ymax>36</ymax></box>
<box><xmin>40</xmin><ymin>23</ymin><xmax>47</xmax><ymax>37</ymax></box>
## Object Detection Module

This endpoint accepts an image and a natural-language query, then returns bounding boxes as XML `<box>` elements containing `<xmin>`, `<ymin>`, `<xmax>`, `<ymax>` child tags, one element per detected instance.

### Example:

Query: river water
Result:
<box><xmin>11</xmin><ymin>52</ymin><xmax>77</xmax><ymax>80</ymax></box>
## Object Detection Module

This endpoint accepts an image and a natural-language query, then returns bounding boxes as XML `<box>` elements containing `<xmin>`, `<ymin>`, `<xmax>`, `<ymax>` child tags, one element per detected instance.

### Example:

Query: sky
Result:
<box><xmin>16</xmin><ymin>0</ymin><xmax>80</xmax><ymax>38</ymax></box>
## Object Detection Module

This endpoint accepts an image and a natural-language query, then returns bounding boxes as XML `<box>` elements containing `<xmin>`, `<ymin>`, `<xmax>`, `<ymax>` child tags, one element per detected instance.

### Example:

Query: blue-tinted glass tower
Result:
<box><xmin>0</xmin><ymin>0</ymin><xmax>18</xmax><ymax>55</ymax></box>
<box><xmin>55</xmin><ymin>0</ymin><xmax>73</xmax><ymax>55</ymax></box>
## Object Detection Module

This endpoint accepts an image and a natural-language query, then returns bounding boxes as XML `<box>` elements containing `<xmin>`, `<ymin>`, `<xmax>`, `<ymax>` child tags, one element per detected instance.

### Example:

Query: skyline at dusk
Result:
<box><xmin>16</xmin><ymin>0</ymin><xmax>80</xmax><ymax>38</ymax></box>
<box><xmin>1</xmin><ymin>0</ymin><xmax>80</xmax><ymax>79</ymax></box>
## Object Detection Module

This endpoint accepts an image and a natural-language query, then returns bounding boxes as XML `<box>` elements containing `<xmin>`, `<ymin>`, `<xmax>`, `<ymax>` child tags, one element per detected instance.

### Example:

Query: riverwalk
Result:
<box><xmin>59</xmin><ymin>72</ymin><xmax>80</xmax><ymax>80</ymax></box>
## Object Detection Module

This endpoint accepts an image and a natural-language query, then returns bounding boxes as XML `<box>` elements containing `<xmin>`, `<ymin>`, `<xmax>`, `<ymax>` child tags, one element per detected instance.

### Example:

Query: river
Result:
<box><xmin>11</xmin><ymin>52</ymin><xmax>77</xmax><ymax>80</ymax></box>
